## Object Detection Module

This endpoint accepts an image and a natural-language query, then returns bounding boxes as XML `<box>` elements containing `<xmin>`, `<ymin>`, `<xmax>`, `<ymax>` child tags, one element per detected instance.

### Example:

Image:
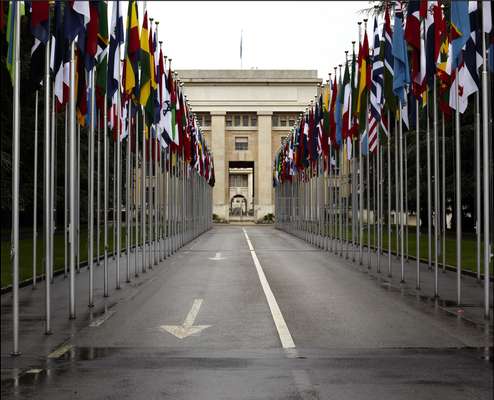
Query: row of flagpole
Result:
<box><xmin>6</xmin><ymin>0</ymin><xmax>215</xmax><ymax>356</ymax></box>
<box><xmin>273</xmin><ymin>2</ymin><xmax>492</xmax><ymax>323</ymax></box>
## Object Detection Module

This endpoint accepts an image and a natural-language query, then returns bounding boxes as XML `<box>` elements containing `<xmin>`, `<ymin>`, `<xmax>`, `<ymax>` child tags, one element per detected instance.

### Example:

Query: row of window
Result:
<box><xmin>229</xmin><ymin>173</ymin><xmax>248</xmax><ymax>187</ymax></box>
<box><xmin>234</xmin><ymin>136</ymin><xmax>287</xmax><ymax>151</ymax></box>
<box><xmin>195</xmin><ymin>113</ymin><xmax>299</xmax><ymax>129</ymax></box>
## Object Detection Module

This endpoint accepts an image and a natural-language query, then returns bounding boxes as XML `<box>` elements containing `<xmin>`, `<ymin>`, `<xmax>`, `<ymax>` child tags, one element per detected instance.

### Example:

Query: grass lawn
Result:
<box><xmin>1</xmin><ymin>225</ymin><xmax>132</xmax><ymax>288</ymax></box>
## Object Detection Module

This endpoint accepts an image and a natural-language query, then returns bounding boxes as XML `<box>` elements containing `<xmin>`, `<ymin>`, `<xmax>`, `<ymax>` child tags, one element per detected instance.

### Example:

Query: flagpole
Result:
<box><xmin>97</xmin><ymin>111</ymin><xmax>101</xmax><ymax>268</ymax></box>
<box><xmin>441</xmin><ymin>113</ymin><xmax>446</xmax><ymax>274</ymax></box>
<box><xmin>454</xmin><ymin>67</ymin><xmax>461</xmax><ymax>305</ymax></box>
<box><xmin>387</xmin><ymin>109</ymin><xmax>392</xmax><ymax>276</ymax></box>
<box><xmin>399</xmin><ymin>100</ymin><xmax>404</xmax><ymax>283</ymax></box>
<box><xmin>11</xmin><ymin>0</ymin><xmax>21</xmax><ymax>354</ymax></box>
<box><xmin>148</xmin><ymin>124</ymin><xmax>153</xmax><ymax>267</ymax></box>
<box><xmin>64</xmin><ymin>106</ymin><xmax>68</xmax><ymax>278</ymax></box>
<box><xmin>415</xmin><ymin>98</ymin><xmax>420</xmax><ymax>289</ymax></box>
<box><xmin>480</xmin><ymin>16</ymin><xmax>490</xmax><ymax>319</ymax></box>
<box><xmin>69</xmin><ymin>40</ymin><xmax>76</xmax><ymax>319</ymax></box>
<box><xmin>142</xmin><ymin>108</ymin><xmax>146</xmax><ymax>273</ymax></box>
<box><xmin>357</xmin><ymin>21</ymin><xmax>363</xmax><ymax>265</ymax></box>
<box><xmin>404</xmin><ymin>125</ymin><xmax>408</xmax><ymax>263</ymax></box>
<box><xmin>475</xmin><ymin>91</ymin><xmax>481</xmax><ymax>281</ymax></box>
<box><xmin>50</xmin><ymin>76</ymin><xmax>56</xmax><ymax>284</ymax></box>
<box><xmin>126</xmin><ymin>103</ymin><xmax>131</xmax><ymax>283</ymax></box>
<box><xmin>134</xmin><ymin>107</ymin><xmax>139</xmax><ymax>276</ymax></box>
<box><xmin>33</xmin><ymin>91</ymin><xmax>39</xmax><ymax>289</ymax></box>
<box><xmin>113</xmin><ymin>132</ymin><xmax>116</xmax><ymax>260</ymax></box>
<box><xmin>394</xmin><ymin>116</ymin><xmax>399</xmax><ymax>261</ymax></box>
<box><xmin>77</xmin><ymin>122</ymin><xmax>80</xmax><ymax>274</ymax></box>
<box><xmin>433</xmin><ymin>76</ymin><xmax>439</xmax><ymax>297</ymax></box>
<box><xmin>43</xmin><ymin>32</ymin><xmax>52</xmax><ymax>332</ymax></box>
<box><xmin>116</xmin><ymin>59</ymin><xmax>122</xmax><ymax>290</ymax></box>
<box><xmin>88</xmin><ymin>67</ymin><xmax>96</xmax><ymax>307</ymax></box>
<box><xmin>104</xmin><ymin>95</ymin><xmax>109</xmax><ymax>297</ymax></box>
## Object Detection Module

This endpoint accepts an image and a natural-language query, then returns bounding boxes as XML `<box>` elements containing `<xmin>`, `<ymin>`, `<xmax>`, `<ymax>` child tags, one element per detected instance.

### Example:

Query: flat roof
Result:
<box><xmin>176</xmin><ymin>69</ymin><xmax>321</xmax><ymax>84</ymax></box>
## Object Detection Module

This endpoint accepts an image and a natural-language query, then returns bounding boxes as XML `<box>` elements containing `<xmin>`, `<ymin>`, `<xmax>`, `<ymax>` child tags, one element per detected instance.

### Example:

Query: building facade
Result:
<box><xmin>178</xmin><ymin>69</ymin><xmax>320</xmax><ymax>221</ymax></box>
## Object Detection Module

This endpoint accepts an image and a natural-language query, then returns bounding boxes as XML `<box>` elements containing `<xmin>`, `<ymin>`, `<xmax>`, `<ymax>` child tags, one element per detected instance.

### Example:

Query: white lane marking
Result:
<box><xmin>242</xmin><ymin>228</ymin><xmax>296</xmax><ymax>349</ymax></box>
<box><xmin>89</xmin><ymin>310</ymin><xmax>116</xmax><ymax>327</ymax></box>
<box><xmin>25</xmin><ymin>369</ymin><xmax>43</xmax><ymax>374</ymax></box>
<box><xmin>208</xmin><ymin>252</ymin><xmax>226</xmax><ymax>261</ymax></box>
<box><xmin>48</xmin><ymin>343</ymin><xmax>73</xmax><ymax>359</ymax></box>
<box><xmin>160</xmin><ymin>298</ymin><xmax>211</xmax><ymax>339</ymax></box>
<box><xmin>292</xmin><ymin>370</ymin><xmax>319</xmax><ymax>400</ymax></box>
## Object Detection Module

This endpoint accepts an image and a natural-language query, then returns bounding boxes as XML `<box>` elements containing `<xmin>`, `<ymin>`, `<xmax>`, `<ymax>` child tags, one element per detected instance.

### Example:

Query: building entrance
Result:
<box><xmin>229</xmin><ymin>161</ymin><xmax>254</xmax><ymax>217</ymax></box>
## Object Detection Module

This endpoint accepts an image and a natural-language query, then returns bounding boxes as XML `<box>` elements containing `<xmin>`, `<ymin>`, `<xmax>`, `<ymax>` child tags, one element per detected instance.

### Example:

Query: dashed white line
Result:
<box><xmin>242</xmin><ymin>228</ymin><xmax>296</xmax><ymax>349</ymax></box>
<box><xmin>89</xmin><ymin>310</ymin><xmax>116</xmax><ymax>327</ymax></box>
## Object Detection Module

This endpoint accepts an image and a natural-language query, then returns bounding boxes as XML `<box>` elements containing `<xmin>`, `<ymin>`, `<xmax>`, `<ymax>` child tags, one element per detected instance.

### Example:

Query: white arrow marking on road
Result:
<box><xmin>208</xmin><ymin>252</ymin><xmax>226</xmax><ymax>261</ymax></box>
<box><xmin>160</xmin><ymin>299</ymin><xmax>211</xmax><ymax>339</ymax></box>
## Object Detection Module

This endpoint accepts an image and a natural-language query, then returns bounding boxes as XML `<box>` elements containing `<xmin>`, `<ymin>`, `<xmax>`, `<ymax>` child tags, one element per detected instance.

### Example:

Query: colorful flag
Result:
<box><xmin>95</xmin><ymin>0</ymin><xmax>108</xmax><ymax>114</ymax></box>
<box><xmin>64</xmin><ymin>0</ymin><xmax>90</xmax><ymax>42</ymax></box>
<box><xmin>392</xmin><ymin>5</ymin><xmax>410</xmax><ymax>106</ymax></box>
<box><xmin>52</xmin><ymin>0</ymin><xmax>66</xmax><ymax>110</ymax></box>
<box><xmin>383</xmin><ymin>5</ymin><xmax>396</xmax><ymax>113</ymax></box>
<box><xmin>369</xmin><ymin>16</ymin><xmax>383</xmax><ymax>154</ymax></box>
<box><xmin>356</xmin><ymin>28</ymin><xmax>370</xmax><ymax>132</ymax></box>
<box><xmin>123</xmin><ymin>0</ymin><xmax>140</xmax><ymax>102</ymax></box>
<box><xmin>329</xmin><ymin>73</ymin><xmax>338</xmax><ymax>148</ymax></box>
<box><xmin>405</xmin><ymin>0</ymin><xmax>425</xmax><ymax>97</ymax></box>
<box><xmin>450</xmin><ymin>0</ymin><xmax>470</xmax><ymax>70</ymax></box>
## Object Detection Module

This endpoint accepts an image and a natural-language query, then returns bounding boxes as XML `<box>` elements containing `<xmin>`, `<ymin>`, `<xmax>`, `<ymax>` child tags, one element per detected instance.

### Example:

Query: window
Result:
<box><xmin>280</xmin><ymin>116</ymin><xmax>287</xmax><ymax>127</ymax></box>
<box><xmin>195</xmin><ymin>113</ymin><xmax>211</xmax><ymax>127</ymax></box>
<box><xmin>204</xmin><ymin>114</ymin><xmax>211</xmax><ymax>126</ymax></box>
<box><xmin>242</xmin><ymin>115</ymin><xmax>249</xmax><ymax>126</ymax></box>
<box><xmin>251</xmin><ymin>115</ymin><xmax>257</xmax><ymax>126</ymax></box>
<box><xmin>226</xmin><ymin>115</ymin><xmax>233</xmax><ymax>127</ymax></box>
<box><xmin>235</xmin><ymin>137</ymin><xmax>248</xmax><ymax>151</ymax></box>
<box><xmin>272</xmin><ymin>115</ymin><xmax>279</xmax><ymax>126</ymax></box>
<box><xmin>234</xmin><ymin>115</ymin><xmax>241</xmax><ymax>126</ymax></box>
<box><xmin>273</xmin><ymin>113</ymin><xmax>297</xmax><ymax>127</ymax></box>
<box><xmin>229</xmin><ymin>174</ymin><xmax>248</xmax><ymax>187</ymax></box>
<box><xmin>227</xmin><ymin>113</ymin><xmax>257</xmax><ymax>128</ymax></box>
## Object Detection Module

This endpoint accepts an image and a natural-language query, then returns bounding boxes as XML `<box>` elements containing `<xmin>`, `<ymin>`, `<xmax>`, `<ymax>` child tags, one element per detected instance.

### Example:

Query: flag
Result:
<box><xmin>6</xmin><ymin>1</ymin><xmax>17</xmax><ymax>85</ymax></box>
<box><xmin>425</xmin><ymin>1</ymin><xmax>438</xmax><ymax>86</ymax></box>
<box><xmin>435</xmin><ymin>2</ymin><xmax>452</xmax><ymax>116</ymax></box>
<box><xmin>341</xmin><ymin>60</ymin><xmax>351</xmax><ymax>147</ymax></box>
<box><xmin>335</xmin><ymin>71</ymin><xmax>343</xmax><ymax>147</ymax></box>
<box><xmin>139</xmin><ymin>6</ymin><xmax>151</xmax><ymax>117</ymax></box>
<box><xmin>75</xmin><ymin>48</ymin><xmax>87</xmax><ymax>126</ymax></box>
<box><xmin>350</xmin><ymin>45</ymin><xmax>359</xmax><ymax>137</ymax></box>
<box><xmin>383</xmin><ymin>5</ymin><xmax>396</xmax><ymax>113</ymax></box>
<box><xmin>405</xmin><ymin>0</ymin><xmax>425</xmax><ymax>97</ymax></box>
<box><xmin>146</xmin><ymin>20</ymin><xmax>158</xmax><ymax>125</ymax></box>
<box><xmin>158</xmin><ymin>52</ymin><xmax>172</xmax><ymax>147</ymax></box>
<box><xmin>82</xmin><ymin>0</ymin><xmax>99</xmax><ymax>71</ymax></box>
<box><xmin>329</xmin><ymin>73</ymin><xmax>338</xmax><ymax>148</ymax></box>
<box><xmin>107</xmin><ymin>0</ymin><xmax>124</xmax><ymax>137</ymax></box>
<box><xmin>321</xmin><ymin>83</ymin><xmax>330</xmax><ymax>158</ymax></box>
<box><xmin>52</xmin><ymin>0</ymin><xmax>66</xmax><ymax>111</ymax></box>
<box><xmin>368</xmin><ymin>16</ymin><xmax>384</xmax><ymax>154</ymax></box>
<box><xmin>450</xmin><ymin>0</ymin><xmax>470</xmax><ymax>70</ymax></box>
<box><xmin>95</xmin><ymin>0</ymin><xmax>108</xmax><ymax>114</ymax></box>
<box><xmin>392</xmin><ymin>6</ymin><xmax>410</xmax><ymax>105</ymax></box>
<box><xmin>357</xmin><ymin>29</ymin><xmax>370</xmax><ymax>132</ymax></box>
<box><xmin>169</xmin><ymin>66</ymin><xmax>180</xmax><ymax>147</ymax></box>
<box><xmin>64</xmin><ymin>0</ymin><xmax>90</xmax><ymax>42</ymax></box>
<box><xmin>449</xmin><ymin>1</ymin><xmax>481</xmax><ymax>114</ymax></box>
<box><xmin>123</xmin><ymin>0</ymin><xmax>140</xmax><ymax>102</ymax></box>
<box><xmin>31</xmin><ymin>1</ymin><xmax>49</xmax><ymax>44</ymax></box>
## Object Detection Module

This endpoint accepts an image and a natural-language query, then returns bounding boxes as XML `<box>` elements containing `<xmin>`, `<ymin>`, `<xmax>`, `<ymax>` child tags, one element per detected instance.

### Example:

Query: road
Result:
<box><xmin>1</xmin><ymin>225</ymin><xmax>492</xmax><ymax>399</ymax></box>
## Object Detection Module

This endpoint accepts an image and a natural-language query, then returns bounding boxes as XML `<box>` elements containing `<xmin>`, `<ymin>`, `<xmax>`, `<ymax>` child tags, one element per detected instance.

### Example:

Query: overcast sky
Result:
<box><xmin>113</xmin><ymin>1</ymin><xmax>375</xmax><ymax>81</ymax></box>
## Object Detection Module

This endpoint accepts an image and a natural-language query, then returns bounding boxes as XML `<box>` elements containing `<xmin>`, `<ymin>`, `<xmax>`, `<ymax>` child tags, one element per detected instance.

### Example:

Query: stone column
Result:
<box><xmin>257</xmin><ymin>111</ymin><xmax>273</xmax><ymax>219</ymax></box>
<box><xmin>211</xmin><ymin>112</ymin><xmax>228</xmax><ymax>220</ymax></box>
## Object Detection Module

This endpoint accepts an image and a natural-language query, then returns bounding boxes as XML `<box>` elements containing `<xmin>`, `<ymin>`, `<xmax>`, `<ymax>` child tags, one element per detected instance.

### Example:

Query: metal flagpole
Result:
<box><xmin>76</xmin><ymin>122</ymin><xmax>80</xmax><ymax>273</ymax></box>
<box><xmin>116</xmin><ymin>60</ymin><xmax>122</xmax><ymax>290</ymax></box>
<box><xmin>480</xmin><ymin>17</ymin><xmax>490</xmax><ymax>319</ymax></box>
<box><xmin>50</xmin><ymin>77</ymin><xmax>56</xmax><ymax>284</ymax></box>
<box><xmin>135</xmin><ymin>108</ymin><xmax>139</xmax><ymax>275</ymax></box>
<box><xmin>43</xmin><ymin>36</ymin><xmax>52</xmax><ymax>332</ymax></box>
<box><xmin>387</xmin><ymin>110</ymin><xmax>392</xmax><ymax>276</ymax></box>
<box><xmin>426</xmin><ymin>98</ymin><xmax>432</xmax><ymax>271</ymax></box>
<box><xmin>377</xmin><ymin>133</ymin><xmax>381</xmax><ymax>272</ymax></box>
<box><xmin>33</xmin><ymin>91</ymin><xmax>39</xmax><ymax>289</ymax></box>
<box><xmin>11</xmin><ymin>0</ymin><xmax>22</xmax><ymax>354</ymax></box>
<box><xmin>142</xmin><ymin>110</ymin><xmax>146</xmax><ymax>273</ymax></box>
<box><xmin>416</xmin><ymin>99</ymin><xmax>420</xmax><ymax>289</ymax></box>
<box><xmin>69</xmin><ymin>40</ymin><xmax>76</xmax><ymax>319</ymax></box>
<box><xmin>366</xmin><ymin>109</ymin><xmax>371</xmax><ymax>268</ymax></box>
<box><xmin>104</xmin><ymin>96</ymin><xmax>109</xmax><ymax>297</ymax></box>
<box><xmin>64</xmin><ymin>107</ymin><xmax>68</xmax><ymax>278</ymax></box>
<box><xmin>454</xmin><ymin>68</ymin><xmax>461</xmax><ymax>305</ymax></box>
<box><xmin>88</xmin><ymin>68</ymin><xmax>95</xmax><ymax>307</ymax></box>
<box><xmin>394</xmin><ymin>117</ymin><xmax>399</xmax><ymax>260</ymax></box>
<box><xmin>441</xmin><ymin>113</ymin><xmax>446</xmax><ymax>273</ymax></box>
<box><xmin>113</xmin><ymin>131</ymin><xmax>116</xmax><ymax>260</ymax></box>
<box><xmin>475</xmin><ymin>91</ymin><xmax>481</xmax><ymax>281</ymax></box>
<box><xmin>404</xmin><ymin>130</ymin><xmax>408</xmax><ymax>263</ymax></box>
<box><xmin>156</xmin><ymin>126</ymin><xmax>160</xmax><ymax>264</ymax></box>
<box><xmin>399</xmin><ymin>101</ymin><xmax>404</xmax><ymax>283</ymax></box>
<box><xmin>97</xmin><ymin>111</ymin><xmax>101</xmax><ymax>267</ymax></box>
<box><xmin>126</xmin><ymin>103</ymin><xmax>131</xmax><ymax>283</ymax></box>
<box><xmin>148</xmin><ymin>125</ymin><xmax>153</xmax><ymax>267</ymax></box>
<box><xmin>433</xmin><ymin>76</ymin><xmax>439</xmax><ymax>297</ymax></box>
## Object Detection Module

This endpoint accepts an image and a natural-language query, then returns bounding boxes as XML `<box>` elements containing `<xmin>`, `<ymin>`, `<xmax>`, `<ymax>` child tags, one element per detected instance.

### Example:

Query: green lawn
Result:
<box><xmin>2</xmin><ymin>223</ymin><xmax>491</xmax><ymax>288</ymax></box>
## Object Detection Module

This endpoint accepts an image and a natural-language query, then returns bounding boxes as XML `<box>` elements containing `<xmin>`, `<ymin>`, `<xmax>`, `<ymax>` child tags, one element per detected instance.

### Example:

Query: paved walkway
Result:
<box><xmin>1</xmin><ymin>225</ymin><xmax>492</xmax><ymax>400</ymax></box>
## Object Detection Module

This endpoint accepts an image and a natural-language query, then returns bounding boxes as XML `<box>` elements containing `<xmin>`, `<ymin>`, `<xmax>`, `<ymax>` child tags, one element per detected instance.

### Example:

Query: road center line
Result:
<box><xmin>242</xmin><ymin>228</ymin><xmax>296</xmax><ymax>349</ymax></box>
<box><xmin>47</xmin><ymin>343</ymin><xmax>72</xmax><ymax>359</ymax></box>
<box><xmin>89</xmin><ymin>310</ymin><xmax>116</xmax><ymax>327</ymax></box>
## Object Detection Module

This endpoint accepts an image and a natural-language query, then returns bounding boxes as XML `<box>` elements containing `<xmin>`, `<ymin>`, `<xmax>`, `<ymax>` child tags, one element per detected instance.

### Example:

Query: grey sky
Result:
<box><xmin>113</xmin><ymin>1</ymin><xmax>374</xmax><ymax>80</ymax></box>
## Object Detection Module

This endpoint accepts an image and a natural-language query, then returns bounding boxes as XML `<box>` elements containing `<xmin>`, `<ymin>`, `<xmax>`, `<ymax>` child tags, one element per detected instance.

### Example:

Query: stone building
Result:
<box><xmin>178</xmin><ymin>69</ymin><xmax>320</xmax><ymax>221</ymax></box>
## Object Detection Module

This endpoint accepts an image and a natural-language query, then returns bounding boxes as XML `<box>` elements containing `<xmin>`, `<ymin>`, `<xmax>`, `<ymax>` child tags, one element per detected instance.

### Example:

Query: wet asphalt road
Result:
<box><xmin>1</xmin><ymin>225</ymin><xmax>493</xmax><ymax>399</ymax></box>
